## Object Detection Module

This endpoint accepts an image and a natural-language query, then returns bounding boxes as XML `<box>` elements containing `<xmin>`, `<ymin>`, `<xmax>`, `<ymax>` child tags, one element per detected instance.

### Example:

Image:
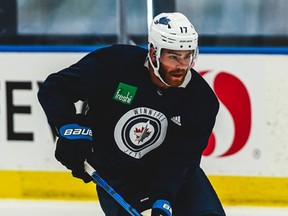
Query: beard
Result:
<box><xmin>158</xmin><ymin>63</ymin><xmax>188</xmax><ymax>87</ymax></box>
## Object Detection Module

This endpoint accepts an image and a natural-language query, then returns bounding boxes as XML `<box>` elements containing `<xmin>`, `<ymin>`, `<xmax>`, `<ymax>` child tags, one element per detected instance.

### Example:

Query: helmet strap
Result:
<box><xmin>148</xmin><ymin>46</ymin><xmax>171</xmax><ymax>87</ymax></box>
<box><xmin>148</xmin><ymin>56</ymin><xmax>171</xmax><ymax>87</ymax></box>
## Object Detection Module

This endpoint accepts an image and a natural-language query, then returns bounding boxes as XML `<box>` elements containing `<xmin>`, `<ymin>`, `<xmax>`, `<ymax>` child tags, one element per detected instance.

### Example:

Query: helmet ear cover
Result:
<box><xmin>148</xmin><ymin>45</ymin><xmax>159</xmax><ymax>69</ymax></box>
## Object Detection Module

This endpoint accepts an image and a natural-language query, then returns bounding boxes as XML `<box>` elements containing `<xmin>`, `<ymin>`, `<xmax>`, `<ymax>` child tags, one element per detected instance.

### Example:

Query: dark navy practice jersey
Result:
<box><xmin>38</xmin><ymin>44</ymin><xmax>219</xmax><ymax>202</ymax></box>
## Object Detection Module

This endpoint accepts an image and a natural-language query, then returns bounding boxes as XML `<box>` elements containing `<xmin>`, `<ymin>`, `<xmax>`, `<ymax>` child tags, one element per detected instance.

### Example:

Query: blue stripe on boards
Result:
<box><xmin>0</xmin><ymin>45</ymin><xmax>288</xmax><ymax>55</ymax></box>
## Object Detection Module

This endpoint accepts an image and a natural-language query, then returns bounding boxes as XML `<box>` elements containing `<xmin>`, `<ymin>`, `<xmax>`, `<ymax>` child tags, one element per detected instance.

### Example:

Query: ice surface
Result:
<box><xmin>0</xmin><ymin>200</ymin><xmax>287</xmax><ymax>216</ymax></box>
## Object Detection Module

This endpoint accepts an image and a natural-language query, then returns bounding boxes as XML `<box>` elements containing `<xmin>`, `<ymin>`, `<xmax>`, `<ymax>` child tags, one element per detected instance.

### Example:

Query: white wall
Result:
<box><xmin>0</xmin><ymin>51</ymin><xmax>287</xmax><ymax>177</ymax></box>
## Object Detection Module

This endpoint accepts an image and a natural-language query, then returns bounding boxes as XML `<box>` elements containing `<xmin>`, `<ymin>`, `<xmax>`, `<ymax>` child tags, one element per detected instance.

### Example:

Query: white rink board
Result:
<box><xmin>0</xmin><ymin>52</ymin><xmax>85</xmax><ymax>171</ymax></box>
<box><xmin>195</xmin><ymin>54</ymin><xmax>288</xmax><ymax>176</ymax></box>
<box><xmin>0</xmin><ymin>51</ymin><xmax>288</xmax><ymax>177</ymax></box>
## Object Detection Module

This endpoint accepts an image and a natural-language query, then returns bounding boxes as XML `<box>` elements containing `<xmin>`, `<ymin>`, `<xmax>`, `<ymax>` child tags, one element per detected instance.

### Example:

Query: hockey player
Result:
<box><xmin>38</xmin><ymin>12</ymin><xmax>226</xmax><ymax>216</ymax></box>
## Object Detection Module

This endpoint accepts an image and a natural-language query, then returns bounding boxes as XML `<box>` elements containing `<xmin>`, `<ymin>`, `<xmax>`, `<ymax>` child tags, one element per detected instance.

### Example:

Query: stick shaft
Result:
<box><xmin>84</xmin><ymin>161</ymin><xmax>142</xmax><ymax>216</ymax></box>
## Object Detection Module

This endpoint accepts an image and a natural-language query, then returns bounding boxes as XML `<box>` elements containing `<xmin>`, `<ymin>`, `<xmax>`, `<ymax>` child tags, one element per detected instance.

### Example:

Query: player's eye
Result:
<box><xmin>169</xmin><ymin>55</ymin><xmax>178</xmax><ymax>60</ymax></box>
<box><xmin>184</xmin><ymin>54</ymin><xmax>192</xmax><ymax>60</ymax></box>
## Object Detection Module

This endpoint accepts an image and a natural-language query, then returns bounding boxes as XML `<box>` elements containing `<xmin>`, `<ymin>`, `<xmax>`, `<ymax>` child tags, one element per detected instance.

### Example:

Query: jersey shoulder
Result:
<box><xmin>84</xmin><ymin>44</ymin><xmax>148</xmax><ymax>65</ymax></box>
<box><xmin>188</xmin><ymin>69</ymin><xmax>219</xmax><ymax>111</ymax></box>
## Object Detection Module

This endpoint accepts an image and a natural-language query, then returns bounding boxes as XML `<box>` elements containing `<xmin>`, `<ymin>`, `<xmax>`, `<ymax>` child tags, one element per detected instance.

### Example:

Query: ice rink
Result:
<box><xmin>1</xmin><ymin>200</ymin><xmax>288</xmax><ymax>216</ymax></box>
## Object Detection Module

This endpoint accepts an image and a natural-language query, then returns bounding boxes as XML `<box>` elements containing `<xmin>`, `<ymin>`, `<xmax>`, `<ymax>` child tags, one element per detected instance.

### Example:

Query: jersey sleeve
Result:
<box><xmin>37</xmin><ymin>50</ymin><xmax>108</xmax><ymax>129</ymax></box>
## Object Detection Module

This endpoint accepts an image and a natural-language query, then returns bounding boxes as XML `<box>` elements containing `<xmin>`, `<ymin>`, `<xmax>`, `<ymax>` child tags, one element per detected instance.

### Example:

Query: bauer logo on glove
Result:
<box><xmin>59</xmin><ymin>123</ymin><xmax>93</xmax><ymax>141</ymax></box>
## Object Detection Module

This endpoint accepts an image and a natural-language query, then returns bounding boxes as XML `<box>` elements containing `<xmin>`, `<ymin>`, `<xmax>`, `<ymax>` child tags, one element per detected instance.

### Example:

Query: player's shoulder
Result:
<box><xmin>189</xmin><ymin>69</ymin><xmax>213</xmax><ymax>93</ymax></box>
<box><xmin>110</xmin><ymin>44</ymin><xmax>147</xmax><ymax>52</ymax></box>
<box><xmin>189</xmin><ymin>69</ymin><xmax>219</xmax><ymax>106</ymax></box>
<box><xmin>92</xmin><ymin>44</ymin><xmax>147</xmax><ymax>57</ymax></box>
<box><xmin>84</xmin><ymin>44</ymin><xmax>147</xmax><ymax>65</ymax></box>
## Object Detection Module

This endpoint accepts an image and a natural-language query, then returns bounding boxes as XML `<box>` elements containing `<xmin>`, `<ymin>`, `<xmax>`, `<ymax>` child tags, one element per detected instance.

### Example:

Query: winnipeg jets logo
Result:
<box><xmin>154</xmin><ymin>17</ymin><xmax>171</xmax><ymax>25</ymax></box>
<box><xmin>134</xmin><ymin>120</ymin><xmax>151</xmax><ymax>143</ymax></box>
<box><xmin>114</xmin><ymin>107</ymin><xmax>168</xmax><ymax>159</ymax></box>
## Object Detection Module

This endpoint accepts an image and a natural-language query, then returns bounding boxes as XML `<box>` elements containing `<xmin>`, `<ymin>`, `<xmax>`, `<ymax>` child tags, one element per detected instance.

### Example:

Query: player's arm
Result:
<box><xmin>38</xmin><ymin>57</ymin><xmax>97</xmax><ymax>127</ymax></box>
<box><xmin>38</xmin><ymin>56</ymin><xmax>99</xmax><ymax>182</ymax></box>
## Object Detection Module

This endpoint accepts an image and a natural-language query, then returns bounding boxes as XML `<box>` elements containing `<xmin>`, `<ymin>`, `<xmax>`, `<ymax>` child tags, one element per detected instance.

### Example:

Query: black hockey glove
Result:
<box><xmin>151</xmin><ymin>199</ymin><xmax>172</xmax><ymax>216</ymax></box>
<box><xmin>55</xmin><ymin>120</ymin><xmax>93</xmax><ymax>183</ymax></box>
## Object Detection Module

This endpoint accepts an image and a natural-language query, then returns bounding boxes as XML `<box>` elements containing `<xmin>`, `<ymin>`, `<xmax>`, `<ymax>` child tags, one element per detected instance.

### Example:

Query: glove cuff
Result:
<box><xmin>152</xmin><ymin>199</ymin><xmax>172</xmax><ymax>216</ymax></box>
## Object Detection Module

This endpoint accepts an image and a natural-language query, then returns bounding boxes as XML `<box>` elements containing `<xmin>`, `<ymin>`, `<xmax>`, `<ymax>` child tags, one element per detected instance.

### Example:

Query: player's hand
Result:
<box><xmin>151</xmin><ymin>199</ymin><xmax>172</xmax><ymax>216</ymax></box>
<box><xmin>55</xmin><ymin>122</ymin><xmax>93</xmax><ymax>183</ymax></box>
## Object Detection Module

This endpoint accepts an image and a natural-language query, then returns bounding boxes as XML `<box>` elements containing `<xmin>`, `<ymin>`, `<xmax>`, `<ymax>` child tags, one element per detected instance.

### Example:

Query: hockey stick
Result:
<box><xmin>84</xmin><ymin>160</ymin><xmax>142</xmax><ymax>216</ymax></box>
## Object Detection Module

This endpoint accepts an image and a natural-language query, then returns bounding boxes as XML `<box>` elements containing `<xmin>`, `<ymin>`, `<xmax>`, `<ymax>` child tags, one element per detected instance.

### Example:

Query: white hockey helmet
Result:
<box><xmin>148</xmin><ymin>12</ymin><xmax>198</xmax><ymax>85</ymax></box>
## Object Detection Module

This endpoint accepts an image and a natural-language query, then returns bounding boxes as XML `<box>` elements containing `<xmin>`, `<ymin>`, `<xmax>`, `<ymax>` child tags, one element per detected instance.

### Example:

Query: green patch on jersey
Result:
<box><xmin>113</xmin><ymin>82</ymin><xmax>138</xmax><ymax>105</ymax></box>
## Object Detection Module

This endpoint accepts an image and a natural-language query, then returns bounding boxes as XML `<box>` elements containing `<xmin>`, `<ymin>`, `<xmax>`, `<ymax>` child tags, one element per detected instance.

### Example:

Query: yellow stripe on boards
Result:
<box><xmin>209</xmin><ymin>175</ymin><xmax>288</xmax><ymax>207</ymax></box>
<box><xmin>1</xmin><ymin>170</ymin><xmax>288</xmax><ymax>207</ymax></box>
<box><xmin>0</xmin><ymin>170</ymin><xmax>97</xmax><ymax>200</ymax></box>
